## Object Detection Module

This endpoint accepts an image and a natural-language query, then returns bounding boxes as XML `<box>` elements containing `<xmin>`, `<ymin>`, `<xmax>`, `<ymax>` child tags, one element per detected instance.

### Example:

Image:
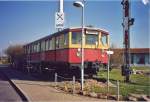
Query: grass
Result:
<box><xmin>95</xmin><ymin>67</ymin><xmax>150</xmax><ymax>97</ymax></box>
<box><xmin>131</xmin><ymin>66</ymin><xmax>150</xmax><ymax>71</ymax></box>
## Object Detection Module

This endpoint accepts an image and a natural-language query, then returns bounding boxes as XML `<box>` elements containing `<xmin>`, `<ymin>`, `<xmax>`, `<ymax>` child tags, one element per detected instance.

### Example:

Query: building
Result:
<box><xmin>111</xmin><ymin>48</ymin><xmax>150</xmax><ymax>67</ymax></box>
<box><xmin>130</xmin><ymin>48</ymin><xmax>150</xmax><ymax>66</ymax></box>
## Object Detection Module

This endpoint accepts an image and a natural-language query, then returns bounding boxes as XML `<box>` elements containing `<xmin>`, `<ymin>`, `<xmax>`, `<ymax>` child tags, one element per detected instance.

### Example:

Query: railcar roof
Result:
<box><xmin>70</xmin><ymin>27</ymin><xmax>109</xmax><ymax>33</ymax></box>
<box><xmin>24</xmin><ymin>27</ymin><xmax>109</xmax><ymax>46</ymax></box>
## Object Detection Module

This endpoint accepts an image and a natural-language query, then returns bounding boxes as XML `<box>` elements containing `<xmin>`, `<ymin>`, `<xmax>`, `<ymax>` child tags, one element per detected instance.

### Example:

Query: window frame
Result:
<box><xmin>71</xmin><ymin>31</ymin><xmax>82</xmax><ymax>44</ymax></box>
<box><xmin>45</xmin><ymin>40</ymin><xmax>49</xmax><ymax>51</ymax></box>
<box><xmin>64</xmin><ymin>33</ymin><xmax>68</xmax><ymax>46</ymax></box>
<box><xmin>41</xmin><ymin>41</ymin><xmax>46</xmax><ymax>52</ymax></box>
<box><xmin>85</xmin><ymin>34</ymin><xmax>98</xmax><ymax>45</ymax></box>
<box><xmin>101</xmin><ymin>33</ymin><xmax>108</xmax><ymax>46</ymax></box>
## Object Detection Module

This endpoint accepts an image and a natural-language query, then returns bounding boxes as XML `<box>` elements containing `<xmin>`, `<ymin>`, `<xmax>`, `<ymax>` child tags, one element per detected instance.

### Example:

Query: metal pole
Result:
<box><xmin>73</xmin><ymin>76</ymin><xmax>75</xmax><ymax>94</ymax></box>
<box><xmin>59</xmin><ymin>0</ymin><xmax>63</xmax><ymax>13</ymax></box>
<box><xmin>39</xmin><ymin>65</ymin><xmax>42</xmax><ymax>74</ymax></box>
<box><xmin>107</xmin><ymin>54</ymin><xmax>110</xmax><ymax>92</ymax></box>
<box><xmin>81</xmin><ymin>3</ymin><xmax>84</xmax><ymax>91</ymax></box>
<box><xmin>55</xmin><ymin>73</ymin><xmax>58</xmax><ymax>86</ymax></box>
<box><xmin>27</xmin><ymin>66</ymin><xmax>30</xmax><ymax>74</ymax></box>
<box><xmin>117</xmin><ymin>80</ymin><xmax>120</xmax><ymax>101</ymax></box>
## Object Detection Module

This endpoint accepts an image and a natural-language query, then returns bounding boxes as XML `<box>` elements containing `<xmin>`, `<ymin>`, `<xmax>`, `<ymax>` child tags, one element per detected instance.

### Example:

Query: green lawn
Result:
<box><xmin>95</xmin><ymin>67</ymin><xmax>150</xmax><ymax>97</ymax></box>
<box><xmin>131</xmin><ymin>66</ymin><xmax>150</xmax><ymax>71</ymax></box>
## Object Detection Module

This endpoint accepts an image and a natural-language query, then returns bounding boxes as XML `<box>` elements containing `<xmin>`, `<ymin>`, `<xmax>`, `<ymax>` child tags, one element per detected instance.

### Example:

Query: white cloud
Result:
<box><xmin>142</xmin><ymin>0</ymin><xmax>149</xmax><ymax>5</ymax></box>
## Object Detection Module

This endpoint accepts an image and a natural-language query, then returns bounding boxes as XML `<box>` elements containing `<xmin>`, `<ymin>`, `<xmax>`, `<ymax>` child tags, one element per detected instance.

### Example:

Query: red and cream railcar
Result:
<box><xmin>24</xmin><ymin>27</ymin><xmax>109</xmax><ymax>75</ymax></box>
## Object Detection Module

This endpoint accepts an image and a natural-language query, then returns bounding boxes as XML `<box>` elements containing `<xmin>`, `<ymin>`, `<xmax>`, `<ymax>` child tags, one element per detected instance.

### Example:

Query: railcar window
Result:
<box><xmin>30</xmin><ymin>45</ymin><xmax>32</xmax><ymax>53</ymax></box>
<box><xmin>56</xmin><ymin>37</ymin><xmax>59</xmax><ymax>48</ymax></box>
<box><xmin>86</xmin><ymin>34</ymin><xmax>98</xmax><ymax>44</ymax></box>
<box><xmin>35</xmin><ymin>43</ymin><xmax>37</xmax><ymax>52</ymax></box>
<box><xmin>72</xmin><ymin>32</ymin><xmax>81</xmax><ymax>44</ymax></box>
<box><xmin>49</xmin><ymin>39</ymin><xmax>53</xmax><ymax>50</ymax></box>
<box><xmin>32</xmin><ymin>45</ymin><xmax>34</xmax><ymax>53</ymax></box>
<box><xmin>28</xmin><ymin>46</ymin><xmax>30</xmax><ymax>53</ymax></box>
<box><xmin>48</xmin><ymin>39</ymin><xmax>51</xmax><ymax>50</ymax></box>
<box><xmin>59</xmin><ymin>35</ymin><xmax>63</xmax><ymax>48</ymax></box>
<box><xmin>51</xmin><ymin>38</ymin><xmax>55</xmax><ymax>50</ymax></box>
<box><xmin>37</xmin><ymin>42</ymin><xmax>40</xmax><ymax>52</ymax></box>
<box><xmin>33</xmin><ymin>44</ymin><xmax>36</xmax><ymax>53</ymax></box>
<box><xmin>45</xmin><ymin>40</ymin><xmax>49</xmax><ymax>51</ymax></box>
<box><xmin>36</xmin><ymin>44</ymin><xmax>38</xmax><ymax>52</ymax></box>
<box><xmin>35</xmin><ymin>44</ymin><xmax>37</xmax><ymax>52</ymax></box>
<box><xmin>30</xmin><ymin>46</ymin><xmax>31</xmax><ymax>53</ymax></box>
<box><xmin>64</xmin><ymin>33</ymin><xmax>68</xmax><ymax>45</ymax></box>
<box><xmin>27</xmin><ymin>46</ymin><xmax>30</xmax><ymax>54</ymax></box>
<box><xmin>56</xmin><ymin>36</ymin><xmax>63</xmax><ymax>49</ymax></box>
<box><xmin>41</xmin><ymin>41</ymin><xmax>45</xmax><ymax>51</ymax></box>
<box><xmin>24</xmin><ymin>46</ymin><xmax>26</xmax><ymax>53</ymax></box>
<box><xmin>30</xmin><ymin>45</ymin><xmax>31</xmax><ymax>53</ymax></box>
<box><xmin>101</xmin><ymin>34</ymin><xmax>107</xmax><ymax>45</ymax></box>
<box><xmin>31</xmin><ymin>44</ymin><xmax>34</xmax><ymax>53</ymax></box>
<box><xmin>36</xmin><ymin>45</ymin><xmax>37</xmax><ymax>52</ymax></box>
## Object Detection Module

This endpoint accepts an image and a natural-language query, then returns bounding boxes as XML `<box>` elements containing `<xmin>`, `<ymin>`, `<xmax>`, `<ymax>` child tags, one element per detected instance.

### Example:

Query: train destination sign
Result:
<box><xmin>55</xmin><ymin>12</ymin><xmax>64</xmax><ymax>29</ymax></box>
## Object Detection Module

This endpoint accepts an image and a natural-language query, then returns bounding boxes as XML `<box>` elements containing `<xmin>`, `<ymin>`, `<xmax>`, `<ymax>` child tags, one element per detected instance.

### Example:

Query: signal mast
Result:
<box><xmin>121</xmin><ymin>0</ymin><xmax>134</xmax><ymax>82</ymax></box>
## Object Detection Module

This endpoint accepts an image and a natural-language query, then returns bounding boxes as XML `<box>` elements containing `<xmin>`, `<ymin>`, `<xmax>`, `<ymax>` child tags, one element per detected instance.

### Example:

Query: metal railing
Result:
<box><xmin>54</xmin><ymin>73</ymin><xmax>77</xmax><ymax>94</ymax></box>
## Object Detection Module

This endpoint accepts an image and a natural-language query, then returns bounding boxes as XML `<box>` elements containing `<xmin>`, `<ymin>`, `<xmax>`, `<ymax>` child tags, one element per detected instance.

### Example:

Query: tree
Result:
<box><xmin>5</xmin><ymin>44</ymin><xmax>24</xmax><ymax>69</ymax></box>
<box><xmin>110</xmin><ymin>43</ymin><xmax>123</xmax><ymax>68</ymax></box>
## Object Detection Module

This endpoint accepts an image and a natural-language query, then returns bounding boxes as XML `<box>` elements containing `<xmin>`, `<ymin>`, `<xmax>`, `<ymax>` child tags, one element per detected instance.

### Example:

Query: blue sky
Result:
<box><xmin>0</xmin><ymin>0</ymin><xmax>149</xmax><ymax>53</ymax></box>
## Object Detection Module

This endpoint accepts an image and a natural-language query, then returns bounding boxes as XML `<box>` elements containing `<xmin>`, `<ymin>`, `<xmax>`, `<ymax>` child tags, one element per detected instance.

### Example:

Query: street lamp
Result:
<box><xmin>73</xmin><ymin>0</ymin><xmax>84</xmax><ymax>91</ymax></box>
<box><xmin>106</xmin><ymin>50</ymin><xmax>114</xmax><ymax>92</ymax></box>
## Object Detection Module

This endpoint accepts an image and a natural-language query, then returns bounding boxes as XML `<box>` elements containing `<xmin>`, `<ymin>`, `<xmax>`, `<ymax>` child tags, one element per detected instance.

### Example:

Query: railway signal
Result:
<box><xmin>55</xmin><ymin>12</ymin><xmax>64</xmax><ymax>29</ymax></box>
<box><xmin>121</xmin><ymin>0</ymin><xmax>134</xmax><ymax>82</ymax></box>
<box><xmin>55</xmin><ymin>0</ymin><xmax>65</xmax><ymax>30</ymax></box>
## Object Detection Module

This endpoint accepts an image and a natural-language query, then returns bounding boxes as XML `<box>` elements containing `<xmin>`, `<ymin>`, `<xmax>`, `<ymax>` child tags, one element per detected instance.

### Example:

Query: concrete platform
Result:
<box><xmin>1</xmin><ymin>66</ymin><xmax>108</xmax><ymax>102</ymax></box>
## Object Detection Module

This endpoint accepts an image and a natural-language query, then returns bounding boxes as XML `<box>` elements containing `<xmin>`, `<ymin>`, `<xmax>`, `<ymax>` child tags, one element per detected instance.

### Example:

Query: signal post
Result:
<box><xmin>121</xmin><ymin>0</ymin><xmax>134</xmax><ymax>82</ymax></box>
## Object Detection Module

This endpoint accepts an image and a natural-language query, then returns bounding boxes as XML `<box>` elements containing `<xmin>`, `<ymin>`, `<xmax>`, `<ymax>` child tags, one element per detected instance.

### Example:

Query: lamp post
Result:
<box><xmin>106</xmin><ymin>50</ymin><xmax>114</xmax><ymax>92</ymax></box>
<box><xmin>73</xmin><ymin>0</ymin><xmax>84</xmax><ymax>91</ymax></box>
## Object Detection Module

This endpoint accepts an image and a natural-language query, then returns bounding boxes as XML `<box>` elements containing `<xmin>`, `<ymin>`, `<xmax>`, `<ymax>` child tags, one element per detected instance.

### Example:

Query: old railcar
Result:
<box><xmin>24</xmin><ymin>27</ymin><xmax>109</xmax><ymax>76</ymax></box>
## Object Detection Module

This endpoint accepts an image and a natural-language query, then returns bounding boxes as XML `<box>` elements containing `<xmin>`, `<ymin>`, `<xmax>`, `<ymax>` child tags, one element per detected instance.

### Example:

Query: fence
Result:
<box><xmin>54</xmin><ymin>72</ymin><xmax>120</xmax><ymax>100</ymax></box>
<box><xmin>54</xmin><ymin>72</ymin><xmax>77</xmax><ymax>94</ymax></box>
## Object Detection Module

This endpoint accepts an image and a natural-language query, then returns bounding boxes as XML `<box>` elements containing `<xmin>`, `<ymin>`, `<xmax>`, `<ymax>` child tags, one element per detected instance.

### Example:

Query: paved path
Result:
<box><xmin>1</xmin><ymin>66</ymin><xmax>107</xmax><ymax>102</ymax></box>
<box><xmin>0</xmin><ymin>68</ymin><xmax>22</xmax><ymax>101</ymax></box>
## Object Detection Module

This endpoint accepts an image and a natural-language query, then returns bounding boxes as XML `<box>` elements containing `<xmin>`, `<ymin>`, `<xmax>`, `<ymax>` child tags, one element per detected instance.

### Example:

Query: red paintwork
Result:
<box><xmin>55</xmin><ymin>49</ymin><xmax>69</xmax><ymax>62</ymax></box>
<box><xmin>29</xmin><ymin>48</ymin><xmax>108</xmax><ymax>64</ymax></box>
<box><xmin>44</xmin><ymin>51</ymin><xmax>55</xmax><ymax>61</ymax></box>
<box><xmin>30</xmin><ymin>53</ymin><xmax>40</xmax><ymax>61</ymax></box>
<box><xmin>68</xmin><ymin>48</ymin><xmax>108</xmax><ymax>64</ymax></box>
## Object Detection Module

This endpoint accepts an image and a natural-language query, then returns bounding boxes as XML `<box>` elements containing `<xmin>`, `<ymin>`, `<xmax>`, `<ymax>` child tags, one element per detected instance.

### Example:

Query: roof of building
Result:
<box><xmin>130</xmin><ymin>48</ymin><xmax>150</xmax><ymax>53</ymax></box>
<box><xmin>112</xmin><ymin>48</ymin><xmax>150</xmax><ymax>54</ymax></box>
